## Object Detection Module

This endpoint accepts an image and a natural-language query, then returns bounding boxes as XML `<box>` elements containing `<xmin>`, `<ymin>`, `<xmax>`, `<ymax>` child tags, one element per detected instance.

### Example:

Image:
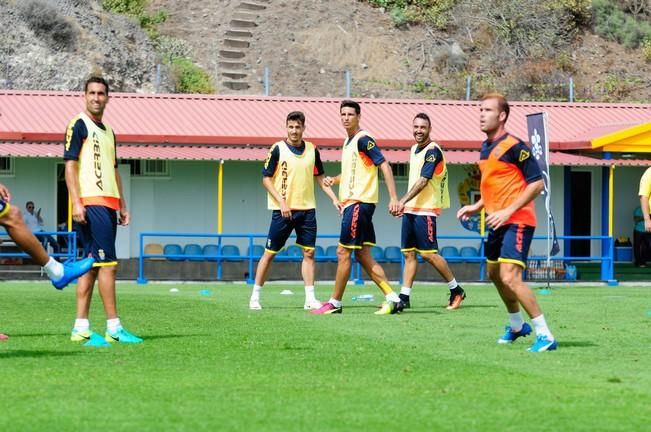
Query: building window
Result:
<box><xmin>126</xmin><ymin>159</ymin><xmax>169</xmax><ymax>177</ymax></box>
<box><xmin>0</xmin><ymin>157</ymin><xmax>15</xmax><ymax>176</ymax></box>
<box><xmin>391</xmin><ymin>163</ymin><xmax>408</xmax><ymax>179</ymax></box>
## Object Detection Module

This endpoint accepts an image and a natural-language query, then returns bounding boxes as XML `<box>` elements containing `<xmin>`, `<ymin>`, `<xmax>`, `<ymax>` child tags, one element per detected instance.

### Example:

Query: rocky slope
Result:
<box><xmin>0</xmin><ymin>0</ymin><xmax>172</xmax><ymax>92</ymax></box>
<box><xmin>1</xmin><ymin>0</ymin><xmax>649</xmax><ymax>103</ymax></box>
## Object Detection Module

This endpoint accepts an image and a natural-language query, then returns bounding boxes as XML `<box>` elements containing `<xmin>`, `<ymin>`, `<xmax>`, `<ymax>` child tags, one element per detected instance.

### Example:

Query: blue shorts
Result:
<box><xmin>0</xmin><ymin>199</ymin><xmax>9</xmax><ymax>218</ymax></box>
<box><xmin>486</xmin><ymin>223</ymin><xmax>535</xmax><ymax>268</ymax></box>
<box><xmin>339</xmin><ymin>202</ymin><xmax>376</xmax><ymax>249</ymax></box>
<box><xmin>401</xmin><ymin>213</ymin><xmax>438</xmax><ymax>253</ymax></box>
<box><xmin>265</xmin><ymin>209</ymin><xmax>316</xmax><ymax>253</ymax></box>
<box><xmin>79</xmin><ymin>205</ymin><xmax>118</xmax><ymax>265</ymax></box>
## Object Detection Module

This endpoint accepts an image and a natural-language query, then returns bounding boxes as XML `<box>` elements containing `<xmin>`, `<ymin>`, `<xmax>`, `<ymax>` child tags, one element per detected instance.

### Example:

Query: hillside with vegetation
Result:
<box><xmin>0</xmin><ymin>0</ymin><xmax>649</xmax><ymax>102</ymax></box>
<box><xmin>358</xmin><ymin>0</ymin><xmax>651</xmax><ymax>101</ymax></box>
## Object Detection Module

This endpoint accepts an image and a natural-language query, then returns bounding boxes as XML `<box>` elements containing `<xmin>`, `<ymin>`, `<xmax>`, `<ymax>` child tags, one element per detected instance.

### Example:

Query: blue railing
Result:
<box><xmin>0</xmin><ymin>230</ymin><xmax>79</xmax><ymax>262</ymax></box>
<box><xmin>137</xmin><ymin>232</ymin><xmax>615</xmax><ymax>284</ymax></box>
<box><xmin>138</xmin><ymin>232</ymin><xmax>485</xmax><ymax>284</ymax></box>
<box><xmin>527</xmin><ymin>234</ymin><xmax>614</xmax><ymax>281</ymax></box>
<box><xmin>138</xmin><ymin>232</ymin><xmax>350</xmax><ymax>284</ymax></box>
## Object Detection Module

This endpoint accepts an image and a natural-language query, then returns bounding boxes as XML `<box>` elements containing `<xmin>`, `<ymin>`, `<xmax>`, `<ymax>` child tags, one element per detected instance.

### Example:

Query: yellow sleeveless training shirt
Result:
<box><xmin>339</xmin><ymin>130</ymin><xmax>379</xmax><ymax>207</ymax></box>
<box><xmin>267</xmin><ymin>141</ymin><xmax>317</xmax><ymax>210</ymax></box>
<box><xmin>76</xmin><ymin>112</ymin><xmax>120</xmax><ymax>208</ymax></box>
<box><xmin>404</xmin><ymin>141</ymin><xmax>450</xmax><ymax>216</ymax></box>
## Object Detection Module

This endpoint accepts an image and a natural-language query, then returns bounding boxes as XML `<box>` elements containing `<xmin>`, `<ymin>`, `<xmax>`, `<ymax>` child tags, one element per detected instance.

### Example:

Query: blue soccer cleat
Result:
<box><xmin>52</xmin><ymin>257</ymin><xmax>95</xmax><ymax>290</ymax></box>
<box><xmin>497</xmin><ymin>322</ymin><xmax>532</xmax><ymax>344</ymax></box>
<box><xmin>70</xmin><ymin>329</ymin><xmax>111</xmax><ymax>347</ymax></box>
<box><xmin>84</xmin><ymin>332</ymin><xmax>111</xmax><ymax>347</ymax></box>
<box><xmin>528</xmin><ymin>335</ymin><xmax>558</xmax><ymax>353</ymax></box>
<box><xmin>105</xmin><ymin>328</ymin><xmax>143</xmax><ymax>344</ymax></box>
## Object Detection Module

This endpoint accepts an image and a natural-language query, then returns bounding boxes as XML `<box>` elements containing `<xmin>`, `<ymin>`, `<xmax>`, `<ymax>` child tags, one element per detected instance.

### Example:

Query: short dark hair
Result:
<box><xmin>481</xmin><ymin>92</ymin><xmax>510</xmax><ymax>122</ymax></box>
<box><xmin>26</xmin><ymin>201</ymin><xmax>34</xmax><ymax>208</ymax></box>
<box><xmin>414</xmin><ymin>112</ymin><xmax>431</xmax><ymax>126</ymax></box>
<box><xmin>340</xmin><ymin>100</ymin><xmax>361</xmax><ymax>115</ymax></box>
<box><xmin>286</xmin><ymin>111</ymin><xmax>305</xmax><ymax>126</ymax></box>
<box><xmin>84</xmin><ymin>76</ymin><xmax>109</xmax><ymax>95</ymax></box>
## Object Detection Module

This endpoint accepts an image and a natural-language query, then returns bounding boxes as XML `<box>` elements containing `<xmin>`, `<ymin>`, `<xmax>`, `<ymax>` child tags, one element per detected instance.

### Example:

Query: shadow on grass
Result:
<box><xmin>141</xmin><ymin>334</ymin><xmax>211</xmax><ymax>340</ymax></box>
<box><xmin>0</xmin><ymin>349</ymin><xmax>78</xmax><ymax>359</ymax></box>
<box><xmin>403</xmin><ymin>304</ymin><xmax>497</xmax><ymax>311</ymax></box>
<box><xmin>6</xmin><ymin>332</ymin><xmax>65</xmax><ymax>338</ymax></box>
<box><xmin>557</xmin><ymin>340</ymin><xmax>598</xmax><ymax>348</ymax></box>
<box><xmin>401</xmin><ymin>309</ymin><xmax>443</xmax><ymax>315</ymax></box>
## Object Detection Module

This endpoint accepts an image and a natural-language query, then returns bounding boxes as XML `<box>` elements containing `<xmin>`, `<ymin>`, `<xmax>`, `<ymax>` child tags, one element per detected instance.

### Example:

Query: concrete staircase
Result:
<box><xmin>219</xmin><ymin>1</ymin><xmax>270</xmax><ymax>92</ymax></box>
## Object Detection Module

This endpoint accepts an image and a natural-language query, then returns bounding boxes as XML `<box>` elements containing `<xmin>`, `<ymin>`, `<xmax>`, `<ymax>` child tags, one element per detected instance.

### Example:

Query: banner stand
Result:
<box><xmin>527</xmin><ymin>112</ymin><xmax>559</xmax><ymax>291</ymax></box>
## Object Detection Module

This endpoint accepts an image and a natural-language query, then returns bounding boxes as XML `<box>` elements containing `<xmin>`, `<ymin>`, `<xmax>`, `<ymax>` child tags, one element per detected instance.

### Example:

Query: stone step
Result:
<box><xmin>219</xmin><ymin>61</ymin><xmax>247</xmax><ymax>70</ymax></box>
<box><xmin>221</xmin><ymin>71</ymin><xmax>248</xmax><ymax>80</ymax></box>
<box><xmin>225</xmin><ymin>29</ymin><xmax>253</xmax><ymax>38</ymax></box>
<box><xmin>219</xmin><ymin>50</ymin><xmax>246</xmax><ymax>59</ymax></box>
<box><xmin>222</xmin><ymin>81</ymin><xmax>250</xmax><ymax>91</ymax></box>
<box><xmin>230</xmin><ymin>19</ymin><xmax>257</xmax><ymax>28</ymax></box>
<box><xmin>233</xmin><ymin>11</ymin><xmax>259</xmax><ymax>21</ymax></box>
<box><xmin>224</xmin><ymin>38</ymin><xmax>250</xmax><ymax>49</ymax></box>
<box><xmin>239</xmin><ymin>2</ymin><xmax>268</xmax><ymax>11</ymax></box>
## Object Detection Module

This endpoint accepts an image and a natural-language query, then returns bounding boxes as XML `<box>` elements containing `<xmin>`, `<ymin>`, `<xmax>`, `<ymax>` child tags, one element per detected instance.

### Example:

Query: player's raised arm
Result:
<box><xmin>262</xmin><ymin>176</ymin><xmax>290</xmax><ymax>219</ymax></box>
<box><xmin>322</xmin><ymin>174</ymin><xmax>340</xmax><ymax>187</ymax></box>
<box><xmin>64</xmin><ymin>160</ymin><xmax>86</xmax><ymax>224</ymax></box>
<box><xmin>457</xmin><ymin>198</ymin><xmax>484</xmax><ymax>221</ymax></box>
<box><xmin>316</xmin><ymin>175</ymin><xmax>342</xmax><ymax>214</ymax></box>
<box><xmin>0</xmin><ymin>183</ymin><xmax>11</xmax><ymax>202</ymax></box>
<box><xmin>397</xmin><ymin>176</ymin><xmax>428</xmax><ymax>217</ymax></box>
<box><xmin>313</xmin><ymin>147</ymin><xmax>341</xmax><ymax>213</ymax></box>
<box><xmin>378</xmin><ymin>161</ymin><xmax>399</xmax><ymax>215</ymax></box>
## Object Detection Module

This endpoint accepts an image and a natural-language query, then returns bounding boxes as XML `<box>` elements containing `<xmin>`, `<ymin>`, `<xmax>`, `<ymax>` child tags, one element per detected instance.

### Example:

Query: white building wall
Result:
<box><xmin>129</xmin><ymin>161</ymin><xmax>221</xmax><ymax>255</ymax></box>
<box><xmin>1</xmin><ymin>158</ymin><xmax>59</xmax><ymax>230</ymax></box>
<box><xmin>4</xmin><ymin>157</ymin><xmax>648</xmax><ymax>259</ymax></box>
<box><xmin>613</xmin><ymin>166</ymin><xmax>649</xmax><ymax>241</ymax></box>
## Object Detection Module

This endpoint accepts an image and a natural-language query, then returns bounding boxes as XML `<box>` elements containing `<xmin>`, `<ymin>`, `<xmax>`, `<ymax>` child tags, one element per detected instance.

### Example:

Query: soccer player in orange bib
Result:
<box><xmin>312</xmin><ymin>100</ymin><xmax>404</xmax><ymax>315</ymax></box>
<box><xmin>457</xmin><ymin>93</ymin><xmax>557</xmax><ymax>352</ymax></box>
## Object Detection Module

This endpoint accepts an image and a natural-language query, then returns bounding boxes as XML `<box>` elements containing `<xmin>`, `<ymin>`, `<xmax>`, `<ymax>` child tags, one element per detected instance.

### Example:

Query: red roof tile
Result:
<box><xmin>1</xmin><ymin>91</ymin><xmax>650</xmax><ymax>151</ymax></box>
<box><xmin>1</xmin><ymin>142</ymin><xmax>643</xmax><ymax>166</ymax></box>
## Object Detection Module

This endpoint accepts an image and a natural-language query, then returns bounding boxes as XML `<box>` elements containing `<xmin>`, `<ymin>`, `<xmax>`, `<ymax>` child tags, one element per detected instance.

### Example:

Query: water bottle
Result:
<box><xmin>352</xmin><ymin>294</ymin><xmax>374</xmax><ymax>301</ymax></box>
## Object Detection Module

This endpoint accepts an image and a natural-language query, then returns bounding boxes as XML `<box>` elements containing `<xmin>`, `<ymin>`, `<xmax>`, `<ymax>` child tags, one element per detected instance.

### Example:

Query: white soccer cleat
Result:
<box><xmin>249</xmin><ymin>299</ymin><xmax>262</xmax><ymax>310</ymax></box>
<box><xmin>304</xmin><ymin>299</ymin><xmax>324</xmax><ymax>310</ymax></box>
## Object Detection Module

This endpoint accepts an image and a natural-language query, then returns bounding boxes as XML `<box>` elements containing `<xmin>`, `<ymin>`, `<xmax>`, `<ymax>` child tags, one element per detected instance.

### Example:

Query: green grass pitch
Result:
<box><xmin>1</xmin><ymin>281</ymin><xmax>649</xmax><ymax>431</ymax></box>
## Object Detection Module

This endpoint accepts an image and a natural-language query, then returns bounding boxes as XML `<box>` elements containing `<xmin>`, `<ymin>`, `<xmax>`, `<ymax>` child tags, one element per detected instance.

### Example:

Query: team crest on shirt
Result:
<box><xmin>425</xmin><ymin>155</ymin><xmax>436</xmax><ymax>162</ymax></box>
<box><xmin>98</xmin><ymin>249</ymin><xmax>105</xmax><ymax>260</ymax></box>
<box><xmin>367</xmin><ymin>140</ymin><xmax>376</xmax><ymax>150</ymax></box>
<box><xmin>519</xmin><ymin>150</ymin><xmax>530</xmax><ymax>162</ymax></box>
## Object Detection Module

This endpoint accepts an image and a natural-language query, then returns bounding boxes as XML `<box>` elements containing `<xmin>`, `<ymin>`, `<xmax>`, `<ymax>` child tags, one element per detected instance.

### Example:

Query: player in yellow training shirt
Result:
<box><xmin>64</xmin><ymin>76</ymin><xmax>142</xmax><ymax>346</ymax></box>
<box><xmin>312</xmin><ymin>100</ymin><xmax>404</xmax><ymax>315</ymax></box>
<box><xmin>249</xmin><ymin>111</ymin><xmax>340</xmax><ymax>310</ymax></box>
<box><xmin>394</xmin><ymin>113</ymin><xmax>466</xmax><ymax>311</ymax></box>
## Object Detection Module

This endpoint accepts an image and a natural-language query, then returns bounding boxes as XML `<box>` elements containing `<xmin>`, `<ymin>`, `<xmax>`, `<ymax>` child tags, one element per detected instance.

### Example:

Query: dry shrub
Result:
<box><xmin>18</xmin><ymin>0</ymin><xmax>78</xmax><ymax>51</ymax></box>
